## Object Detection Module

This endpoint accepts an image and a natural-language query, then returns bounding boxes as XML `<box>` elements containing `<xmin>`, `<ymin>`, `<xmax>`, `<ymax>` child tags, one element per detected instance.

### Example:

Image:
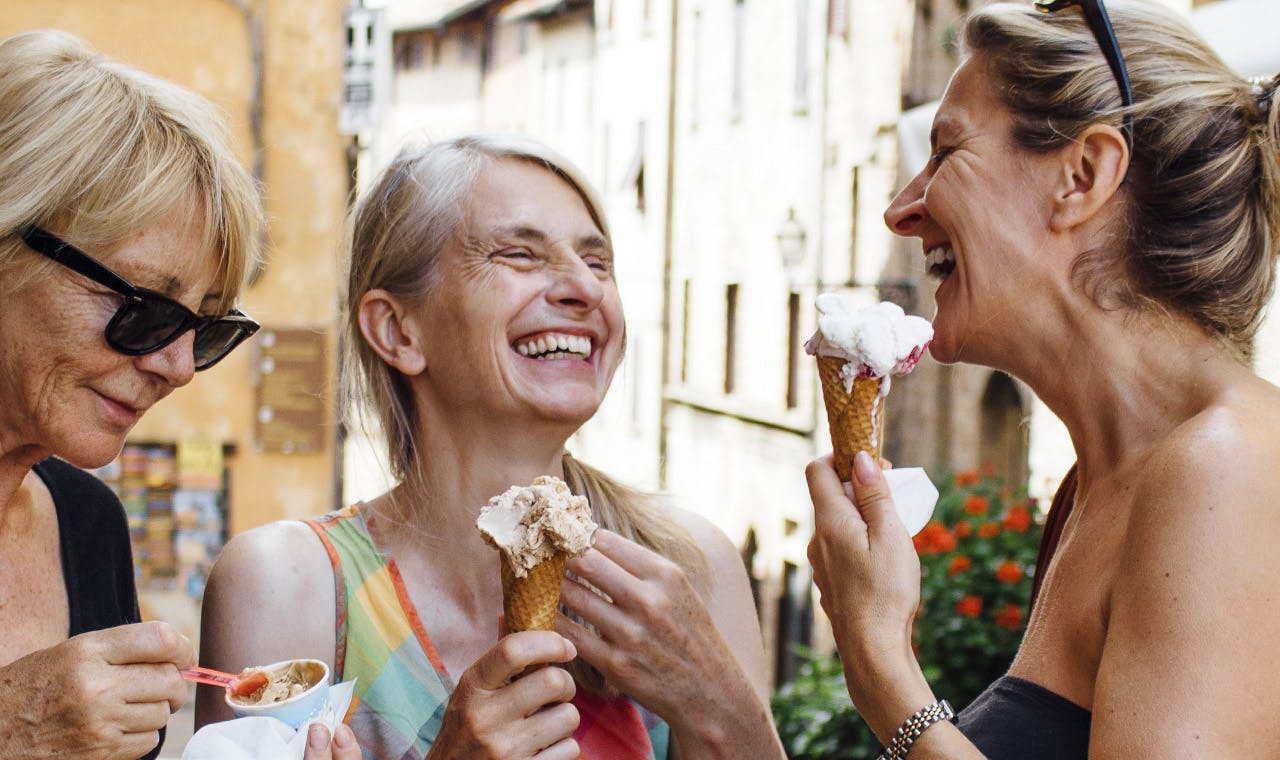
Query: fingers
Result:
<box><xmin>584</xmin><ymin>529</ymin><xmax>668</xmax><ymax>579</ymax></box>
<box><xmin>849</xmin><ymin>450</ymin><xmax>903</xmax><ymax>533</ymax></box>
<box><xmin>115</xmin><ymin>700</ymin><xmax>174</xmax><ymax>734</ymax></box>
<box><xmin>94</xmin><ymin>621</ymin><xmax>195</xmax><ymax>668</ymax></box>
<box><xmin>468</xmin><ymin>632</ymin><xmax>576</xmax><ymax>691</ymax></box>
<box><xmin>519</xmin><ymin>700</ymin><xmax>580</xmax><ymax>751</ymax></box>
<box><xmin>304</xmin><ymin>723</ymin><xmax>362</xmax><ymax>760</ymax></box>
<box><xmin>557</xmin><ymin>570</ymin><xmax>630</xmax><ymax>634</ymax></box>
<box><xmin>504</xmin><ymin>662</ymin><xmax>577</xmax><ymax>716</ymax></box>
<box><xmin>114</xmin><ymin>662</ymin><xmax>189</xmax><ymax>711</ymax></box>
<box><xmin>806</xmin><ymin>455</ymin><xmax>865</xmax><ymax>532</ymax></box>
<box><xmin>534</xmin><ymin>736</ymin><xmax>582</xmax><ymax>760</ymax></box>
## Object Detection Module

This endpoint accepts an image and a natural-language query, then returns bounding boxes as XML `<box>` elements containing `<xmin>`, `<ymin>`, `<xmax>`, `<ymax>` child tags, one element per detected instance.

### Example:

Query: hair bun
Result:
<box><xmin>1249</xmin><ymin>74</ymin><xmax>1278</xmax><ymax>117</ymax></box>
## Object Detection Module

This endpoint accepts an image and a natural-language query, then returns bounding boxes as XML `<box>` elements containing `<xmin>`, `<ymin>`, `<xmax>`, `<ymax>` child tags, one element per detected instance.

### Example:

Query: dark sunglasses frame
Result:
<box><xmin>1034</xmin><ymin>0</ymin><xmax>1135</xmax><ymax>152</ymax></box>
<box><xmin>18</xmin><ymin>226</ymin><xmax>259</xmax><ymax>370</ymax></box>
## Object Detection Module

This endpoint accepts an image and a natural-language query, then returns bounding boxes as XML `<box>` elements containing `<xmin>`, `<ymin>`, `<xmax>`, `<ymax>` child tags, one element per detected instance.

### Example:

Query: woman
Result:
<box><xmin>806</xmin><ymin>1</ymin><xmax>1280</xmax><ymax>758</ymax></box>
<box><xmin>196</xmin><ymin>134</ymin><xmax>784</xmax><ymax>759</ymax></box>
<box><xmin>0</xmin><ymin>30</ymin><xmax>357</xmax><ymax>760</ymax></box>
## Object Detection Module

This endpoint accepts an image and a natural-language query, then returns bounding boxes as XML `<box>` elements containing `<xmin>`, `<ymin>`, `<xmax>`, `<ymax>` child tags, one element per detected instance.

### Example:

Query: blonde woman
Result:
<box><xmin>0</xmin><ymin>29</ymin><xmax>342</xmax><ymax>760</ymax></box>
<box><xmin>198</xmin><ymin>135</ymin><xmax>784</xmax><ymax>759</ymax></box>
<box><xmin>808</xmin><ymin>1</ymin><xmax>1280</xmax><ymax>758</ymax></box>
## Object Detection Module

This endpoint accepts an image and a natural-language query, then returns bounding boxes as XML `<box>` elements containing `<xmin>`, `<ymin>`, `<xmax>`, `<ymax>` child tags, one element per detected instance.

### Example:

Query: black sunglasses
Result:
<box><xmin>18</xmin><ymin>226</ymin><xmax>259</xmax><ymax>371</ymax></box>
<box><xmin>1034</xmin><ymin>0</ymin><xmax>1135</xmax><ymax>152</ymax></box>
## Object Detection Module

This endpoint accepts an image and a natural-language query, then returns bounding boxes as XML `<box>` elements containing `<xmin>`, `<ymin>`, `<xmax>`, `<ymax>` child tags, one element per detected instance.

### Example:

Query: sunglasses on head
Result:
<box><xmin>18</xmin><ymin>226</ymin><xmax>259</xmax><ymax>371</ymax></box>
<box><xmin>1034</xmin><ymin>0</ymin><xmax>1135</xmax><ymax>152</ymax></box>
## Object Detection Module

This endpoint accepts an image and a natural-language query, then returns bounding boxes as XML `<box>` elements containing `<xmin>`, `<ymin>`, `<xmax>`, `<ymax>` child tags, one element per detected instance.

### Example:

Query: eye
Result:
<box><xmin>583</xmin><ymin>255</ymin><xmax>612</xmax><ymax>274</ymax></box>
<box><xmin>492</xmin><ymin>248</ymin><xmax>538</xmax><ymax>267</ymax></box>
<box><xmin>928</xmin><ymin>146</ymin><xmax>954</xmax><ymax>169</ymax></box>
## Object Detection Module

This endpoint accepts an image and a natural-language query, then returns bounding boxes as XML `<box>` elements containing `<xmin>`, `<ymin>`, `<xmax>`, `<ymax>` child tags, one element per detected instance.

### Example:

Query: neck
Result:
<box><xmin>1003</xmin><ymin>305</ymin><xmax>1244</xmax><ymax>486</ymax></box>
<box><xmin>0</xmin><ymin>432</ymin><xmax>49</xmax><ymax>517</ymax></box>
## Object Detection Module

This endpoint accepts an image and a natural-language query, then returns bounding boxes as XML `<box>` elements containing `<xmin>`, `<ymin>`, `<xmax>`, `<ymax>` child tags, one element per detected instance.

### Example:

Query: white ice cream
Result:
<box><xmin>803</xmin><ymin>295</ymin><xmax>933</xmax><ymax>393</ymax></box>
<box><xmin>477</xmin><ymin>475</ymin><xmax>597</xmax><ymax>577</ymax></box>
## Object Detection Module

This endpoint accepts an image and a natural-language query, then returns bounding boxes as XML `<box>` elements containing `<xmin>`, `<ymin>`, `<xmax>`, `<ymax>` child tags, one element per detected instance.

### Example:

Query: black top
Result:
<box><xmin>955</xmin><ymin>469</ymin><xmax>1090</xmax><ymax>758</ymax></box>
<box><xmin>957</xmin><ymin>676</ymin><xmax>1091</xmax><ymax>759</ymax></box>
<box><xmin>34</xmin><ymin>457</ymin><xmax>163</xmax><ymax>760</ymax></box>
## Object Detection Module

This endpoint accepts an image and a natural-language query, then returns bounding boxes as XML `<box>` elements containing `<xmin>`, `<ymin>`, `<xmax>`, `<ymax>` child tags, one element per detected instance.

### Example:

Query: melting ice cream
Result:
<box><xmin>477</xmin><ymin>475</ymin><xmax>597</xmax><ymax>577</ymax></box>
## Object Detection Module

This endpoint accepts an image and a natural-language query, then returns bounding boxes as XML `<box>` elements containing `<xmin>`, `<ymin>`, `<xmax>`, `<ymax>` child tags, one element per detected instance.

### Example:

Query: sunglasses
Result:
<box><xmin>19</xmin><ymin>226</ymin><xmax>259</xmax><ymax>371</ymax></box>
<box><xmin>1034</xmin><ymin>0</ymin><xmax>1135</xmax><ymax>152</ymax></box>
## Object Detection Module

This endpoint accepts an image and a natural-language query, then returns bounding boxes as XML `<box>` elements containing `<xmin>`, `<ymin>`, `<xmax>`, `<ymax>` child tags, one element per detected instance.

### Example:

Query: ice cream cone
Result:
<box><xmin>500</xmin><ymin>554</ymin><xmax>567</xmax><ymax>632</ymax></box>
<box><xmin>816</xmin><ymin>355</ymin><xmax>885</xmax><ymax>481</ymax></box>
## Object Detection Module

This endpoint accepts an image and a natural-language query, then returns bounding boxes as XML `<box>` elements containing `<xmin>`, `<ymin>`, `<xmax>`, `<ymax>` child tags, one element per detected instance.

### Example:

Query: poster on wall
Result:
<box><xmin>253</xmin><ymin>327</ymin><xmax>328</xmax><ymax>453</ymax></box>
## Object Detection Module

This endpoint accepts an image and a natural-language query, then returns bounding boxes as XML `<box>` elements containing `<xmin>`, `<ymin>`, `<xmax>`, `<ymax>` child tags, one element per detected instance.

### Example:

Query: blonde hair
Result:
<box><xmin>965</xmin><ymin>1</ymin><xmax>1280</xmax><ymax>359</ymax></box>
<box><xmin>0</xmin><ymin>30</ymin><xmax>262</xmax><ymax>309</ymax></box>
<box><xmin>344</xmin><ymin>133</ymin><xmax>707</xmax><ymax>694</ymax></box>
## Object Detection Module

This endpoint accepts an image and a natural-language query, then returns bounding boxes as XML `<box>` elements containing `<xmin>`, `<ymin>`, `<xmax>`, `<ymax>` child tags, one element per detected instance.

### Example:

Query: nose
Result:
<box><xmin>134</xmin><ymin>329</ymin><xmax>197</xmax><ymax>388</ymax></box>
<box><xmin>546</xmin><ymin>252</ymin><xmax>606</xmax><ymax>313</ymax></box>
<box><xmin>884</xmin><ymin>169</ymin><xmax>929</xmax><ymax>238</ymax></box>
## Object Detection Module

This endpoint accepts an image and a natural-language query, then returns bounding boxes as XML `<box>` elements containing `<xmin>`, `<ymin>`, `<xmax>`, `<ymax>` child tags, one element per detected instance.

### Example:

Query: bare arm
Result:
<box><xmin>194</xmin><ymin>520</ymin><xmax>337</xmax><ymax>728</ymax></box>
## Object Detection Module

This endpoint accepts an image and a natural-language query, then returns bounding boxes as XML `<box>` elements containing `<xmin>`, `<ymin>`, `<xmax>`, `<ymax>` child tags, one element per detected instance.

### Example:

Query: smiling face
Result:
<box><xmin>884</xmin><ymin>55</ymin><xmax>1065</xmax><ymax>366</ymax></box>
<box><xmin>410</xmin><ymin>158</ymin><xmax>624</xmax><ymax>433</ymax></box>
<box><xmin>0</xmin><ymin>202</ymin><xmax>219</xmax><ymax>468</ymax></box>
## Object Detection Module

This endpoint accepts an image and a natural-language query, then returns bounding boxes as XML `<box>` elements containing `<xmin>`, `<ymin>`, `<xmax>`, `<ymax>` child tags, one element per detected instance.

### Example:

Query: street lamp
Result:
<box><xmin>776</xmin><ymin>207</ymin><xmax>807</xmax><ymax>282</ymax></box>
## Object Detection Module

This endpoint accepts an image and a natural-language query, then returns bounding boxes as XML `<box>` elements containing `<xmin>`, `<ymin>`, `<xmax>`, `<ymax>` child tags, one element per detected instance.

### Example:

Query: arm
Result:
<box><xmin>558</xmin><ymin>527</ymin><xmax>785</xmax><ymax>760</ymax></box>
<box><xmin>195</xmin><ymin>521</ymin><xmax>338</xmax><ymax>728</ymax></box>
<box><xmin>1090</xmin><ymin>435</ymin><xmax>1280</xmax><ymax>757</ymax></box>
<box><xmin>806</xmin><ymin>452</ymin><xmax>984</xmax><ymax>760</ymax></box>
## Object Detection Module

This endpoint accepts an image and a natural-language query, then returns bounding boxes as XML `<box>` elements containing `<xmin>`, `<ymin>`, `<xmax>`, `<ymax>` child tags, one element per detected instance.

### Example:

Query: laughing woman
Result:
<box><xmin>197</xmin><ymin>134</ymin><xmax>785</xmax><ymax>760</ymax></box>
<box><xmin>806</xmin><ymin>1</ymin><xmax>1280</xmax><ymax>759</ymax></box>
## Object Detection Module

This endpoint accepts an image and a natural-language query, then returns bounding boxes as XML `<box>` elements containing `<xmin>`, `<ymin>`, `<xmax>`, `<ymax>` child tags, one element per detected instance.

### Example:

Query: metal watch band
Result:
<box><xmin>876</xmin><ymin>699</ymin><xmax>957</xmax><ymax>760</ymax></box>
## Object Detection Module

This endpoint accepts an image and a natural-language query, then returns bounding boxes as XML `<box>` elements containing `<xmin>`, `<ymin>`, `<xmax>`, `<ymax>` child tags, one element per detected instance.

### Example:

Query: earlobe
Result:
<box><xmin>357</xmin><ymin>289</ymin><xmax>428</xmax><ymax>376</ymax></box>
<box><xmin>1049</xmin><ymin>124</ymin><xmax>1128</xmax><ymax>232</ymax></box>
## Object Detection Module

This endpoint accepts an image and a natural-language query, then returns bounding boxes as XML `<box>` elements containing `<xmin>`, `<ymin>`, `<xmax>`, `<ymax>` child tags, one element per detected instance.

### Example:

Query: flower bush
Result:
<box><xmin>772</xmin><ymin>470</ymin><xmax>1045</xmax><ymax>758</ymax></box>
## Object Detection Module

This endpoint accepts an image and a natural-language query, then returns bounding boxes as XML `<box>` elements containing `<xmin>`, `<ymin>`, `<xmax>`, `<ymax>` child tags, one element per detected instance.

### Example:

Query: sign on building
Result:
<box><xmin>341</xmin><ymin>5</ymin><xmax>384</xmax><ymax>135</ymax></box>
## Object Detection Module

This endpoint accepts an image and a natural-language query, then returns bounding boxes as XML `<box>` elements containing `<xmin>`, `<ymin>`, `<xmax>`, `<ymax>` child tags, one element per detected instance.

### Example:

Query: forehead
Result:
<box><xmin>463</xmin><ymin>159</ymin><xmax>601</xmax><ymax>239</ymax></box>
<box><xmin>101</xmin><ymin>210</ymin><xmax>222</xmax><ymax>303</ymax></box>
<box><xmin>933</xmin><ymin>55</ymin><xmax>1010</xmax><ymax>141</ymax></box>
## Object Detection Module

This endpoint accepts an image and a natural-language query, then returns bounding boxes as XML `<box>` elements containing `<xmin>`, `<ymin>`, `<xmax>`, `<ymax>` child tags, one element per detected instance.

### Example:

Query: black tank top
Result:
<box><xmin>34</xmin><ymin>457</ymin><xmax>163</xmax><ymax>760</ymax></box>
<box><xmin>956</xmin><ymin>467</ymin><xmax>1092</xmax><ymax>758</ymax></box>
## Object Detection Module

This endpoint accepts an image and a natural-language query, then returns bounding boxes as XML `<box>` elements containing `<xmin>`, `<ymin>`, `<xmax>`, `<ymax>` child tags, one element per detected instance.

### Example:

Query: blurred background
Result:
<box><xmin>2</xmin><ymin>0</ymin><xmax>1273</xmax><ymax>755</ymax></box>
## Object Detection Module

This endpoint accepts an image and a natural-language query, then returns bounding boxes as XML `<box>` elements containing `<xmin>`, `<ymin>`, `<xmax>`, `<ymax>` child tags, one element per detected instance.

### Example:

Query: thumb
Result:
<box><xmin>850</xmin><ymin>450</ymin><xmax>901</xmax><ymax>532</ymax></box>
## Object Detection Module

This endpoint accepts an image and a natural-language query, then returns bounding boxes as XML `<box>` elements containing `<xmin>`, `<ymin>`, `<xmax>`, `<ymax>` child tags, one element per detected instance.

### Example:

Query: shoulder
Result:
<box><xmin>667</xmin><ymin>507</ymin><xmax>743</xmax><ymax>578</ymax></box>
<box><xmin>209</xmin><ymin>519</ymin><xmax>334</xmax><ymax>595</ymax></box>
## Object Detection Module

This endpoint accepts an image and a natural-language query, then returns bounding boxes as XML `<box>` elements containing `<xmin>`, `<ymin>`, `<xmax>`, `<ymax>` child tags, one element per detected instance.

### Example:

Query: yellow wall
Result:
<box><xmin>1</xmin><ymin>0</ymin><xmax>350</xmax><ymax>533</ymax></box>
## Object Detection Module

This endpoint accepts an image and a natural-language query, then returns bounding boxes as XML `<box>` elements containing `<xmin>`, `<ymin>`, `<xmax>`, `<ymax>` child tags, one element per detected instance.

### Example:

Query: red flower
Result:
<box><xmin>955</xmin><ymin>469</ymin><xmax>980</xmax><ymax>487</ymax></box>
<box><xmin>948</xmin><ymin>555</ymin><xmax>972</xmax><ymax>577</ymax></box>
<box><xmin>953</xmin><ymin>520</ymin><xmax>971</xmax><ymax>538</ymax></box>
<box><xmin>1002</xmin><ymin>504</ymin><xmax>1031</xmax><ymax>532</ymax></box>
<box><xmin>956</xmin><ymin>595</ymin><xmax>983</xmax><ymax>617</ymax></box>
<box><xmin>963</xmin><ymin>494</ymin><xmax>990</xmax><ymax>515</ymax></box>
<box><xmin>995</xmin><ymin>560</ymin><xmax>1023</xmax><ymax>584</ymax></box>
<box><xmin>913</xmin><ymin>522</ymin><xmax>953</xmax><ymax>555</ymax></box>
<box><xmin>977</xmin><ymin>522</ymin><xmax>1001</xmax><ymax>539</ymax></box>
<box><xmin>995</xmin><ymin>603</ymin><xmax>1023</xmax><ymax>631</ymax></box>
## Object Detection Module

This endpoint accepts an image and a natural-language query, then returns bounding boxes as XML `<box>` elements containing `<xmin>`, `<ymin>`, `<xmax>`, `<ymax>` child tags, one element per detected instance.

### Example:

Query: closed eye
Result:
<box><xmin>928</xmin><ymin>146</ymin><xmax>954</xmax><ymax>169</ymax></box>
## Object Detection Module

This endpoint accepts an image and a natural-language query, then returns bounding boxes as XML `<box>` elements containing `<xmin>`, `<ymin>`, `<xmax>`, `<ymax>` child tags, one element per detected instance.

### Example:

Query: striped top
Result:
<box><xmin>305</xmin><ymin>504</ymin><xmax>669</xmax><ymax>759</ymax></box>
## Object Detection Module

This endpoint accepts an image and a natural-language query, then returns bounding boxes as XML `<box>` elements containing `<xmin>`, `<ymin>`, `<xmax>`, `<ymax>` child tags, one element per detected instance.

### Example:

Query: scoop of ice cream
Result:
<box><xmin>230</xmin><ymin>660</ymin><xmax>325</xmax><ymax>706</ymax></box>
<box><xmin>803</xmin><ymin>295</ymin><xmax>933</xmax><ymax>386</ymax></box>
<box><xmin>477</xmin><ymin>475</ymin><xmax>597</xmax><ymax>577</ymax></box>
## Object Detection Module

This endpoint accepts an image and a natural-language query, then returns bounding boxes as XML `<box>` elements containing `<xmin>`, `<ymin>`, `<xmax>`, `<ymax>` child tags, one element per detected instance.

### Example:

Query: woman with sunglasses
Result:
<box><xmin>0</xmin><ymin>31</ymin><xmax>356</xmax><ymax>760</ymax></box>
<box><xmin>195</xmin><ymin>134</ymin><xmax>785</xmax><ymax>759</ymax></box>
<box><xmin>806</xmin><ymin>1</ymin><xmax>1280</xmax><ymax>758</ymax></box>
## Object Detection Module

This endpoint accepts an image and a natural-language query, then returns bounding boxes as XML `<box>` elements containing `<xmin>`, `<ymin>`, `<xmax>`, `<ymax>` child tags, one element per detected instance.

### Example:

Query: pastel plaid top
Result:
<box><xmin>305</xmin><ymin>504</ymin><xmax>670</xmax><ymax>759</ymax></box>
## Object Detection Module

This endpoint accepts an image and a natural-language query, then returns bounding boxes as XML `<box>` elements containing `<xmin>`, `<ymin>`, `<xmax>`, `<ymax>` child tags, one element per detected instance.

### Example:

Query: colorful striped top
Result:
<box><xmin>305</xmin><ymin>504</ymin><xmax>670</xmax><ymax>759</ymax></box>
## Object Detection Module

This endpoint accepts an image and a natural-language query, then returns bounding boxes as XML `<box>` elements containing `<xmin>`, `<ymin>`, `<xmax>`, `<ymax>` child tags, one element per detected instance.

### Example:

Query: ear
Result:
<box><xmin>356</xmin><ymin>288</ymin><xmax>428</xmax><ymax>376</ymax></box>
<box><xmin>1048</xmin><ymin>124</ymin><xmax>1129</xmax><ymax>232</ymax></box>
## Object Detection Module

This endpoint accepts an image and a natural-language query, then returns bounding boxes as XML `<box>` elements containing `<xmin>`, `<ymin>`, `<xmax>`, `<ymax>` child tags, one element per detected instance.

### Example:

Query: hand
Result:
<box><xmin>303</xmin><ymin>724</ymin><xmax>361</xmax><ymax>760</ymax></box>
<box><xmin>806</xmin><ymin>452</ymin><xmax>920</xmax><ymax>696</ymax></box>
<box><xmin>557</xmin><ymin>530</ymin><xmax>770</xmax><ymax>747</ymax></box>
<box><xmin>0</xmin><ymin>621</ymin><xmax>194</xmax><ymax>760</ymax></box>
<box><xmin>426</xmin><ymin>631</ymin><xmax>580</xmax><ymax>760</ymax></box>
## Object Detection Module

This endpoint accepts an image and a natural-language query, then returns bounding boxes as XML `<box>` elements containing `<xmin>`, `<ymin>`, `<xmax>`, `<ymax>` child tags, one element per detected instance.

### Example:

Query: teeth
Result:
<box><xmin>515</xmin><ymin>333</ymin><xmax>593</xmax><ymax>359</ymax></box>
<box><xmin>925</xmin><ymin>245</ymin><xmax>956</xmax><ymax>280</ymax></box>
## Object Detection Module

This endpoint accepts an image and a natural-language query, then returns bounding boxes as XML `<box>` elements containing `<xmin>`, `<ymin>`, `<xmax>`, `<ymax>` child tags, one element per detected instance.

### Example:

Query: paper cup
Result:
<box><xmin>224</xmin><ymin>659</ymin><xmax>330</xmax><ymax>728</ymax></box>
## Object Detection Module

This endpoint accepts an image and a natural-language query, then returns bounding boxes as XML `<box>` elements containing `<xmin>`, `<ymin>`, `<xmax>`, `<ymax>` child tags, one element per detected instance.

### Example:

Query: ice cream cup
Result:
<box><xmin>224</xmin><ymin>658</ymin><xmax>331</xmax><ymax>728</ymax></box>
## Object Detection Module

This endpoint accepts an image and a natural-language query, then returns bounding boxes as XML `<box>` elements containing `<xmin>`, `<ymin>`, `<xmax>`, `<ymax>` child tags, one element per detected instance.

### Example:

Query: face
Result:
<box><xmin>884</xmin><ymin>55</ymin><xmax>1065</xmax><ymax>366</ymax></box>
<box><xmin>410</xmin><ymin>158</ymin><xmax>624</xmax><ymax>431</ymax></box>
<box><xmin>0</xmin><ymin>204</ymin><xmax>219</xmax><ymax>468</ymax></box>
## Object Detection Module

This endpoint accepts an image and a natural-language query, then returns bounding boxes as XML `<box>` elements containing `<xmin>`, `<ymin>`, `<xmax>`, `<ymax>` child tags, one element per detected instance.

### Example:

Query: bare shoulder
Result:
<box><xmin>665</xmin><ymin>505</ymin><xmax>746</xmax><ymax>588</ymax></box>
<box><xmin>207</xmin><ymin>520</ymin><xmax>334</xmax><ymax>601</ymax></box>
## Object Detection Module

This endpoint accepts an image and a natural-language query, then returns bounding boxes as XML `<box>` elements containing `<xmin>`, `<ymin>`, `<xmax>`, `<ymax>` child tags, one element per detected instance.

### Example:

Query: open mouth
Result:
<box><xmin>925</xmin><ymin>245</ymin><xmax>956</xmax><ymax>282</ymax></box>
<box><xmin>514</xmin><ymin>332</ymin><xmax>593</xmax><ymax>360</ymax></box>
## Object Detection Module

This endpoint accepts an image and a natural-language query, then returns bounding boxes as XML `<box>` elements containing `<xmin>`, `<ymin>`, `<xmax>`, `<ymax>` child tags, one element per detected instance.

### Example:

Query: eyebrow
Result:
<box><xmin>929</xmin><ymin>114</ymin><xmax>962</xmax><ymax>149</ymax></box>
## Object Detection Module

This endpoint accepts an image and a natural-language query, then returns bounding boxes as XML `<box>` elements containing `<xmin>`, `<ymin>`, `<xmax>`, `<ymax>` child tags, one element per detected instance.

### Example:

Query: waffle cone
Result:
<box><xmin>501</xmin><ymin>554</ymin><xmax>567</xmax><ymax>632</ymax></box>
<box><xmin>817</xmin><ymin>356</ymin><xmax>885</xmax><ymax>481</ymax></box>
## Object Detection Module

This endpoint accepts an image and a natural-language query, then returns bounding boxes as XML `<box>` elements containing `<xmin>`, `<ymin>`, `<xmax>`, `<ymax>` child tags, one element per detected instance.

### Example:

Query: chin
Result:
<box><xmin>52</xmin><ymin>431</ymin><xmax>128</xmax><ymax>470</ymax></box>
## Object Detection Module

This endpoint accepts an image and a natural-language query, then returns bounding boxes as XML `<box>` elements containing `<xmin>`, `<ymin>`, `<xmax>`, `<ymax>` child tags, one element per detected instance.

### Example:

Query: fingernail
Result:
<box><xmin>308</xmin><ymin>724</ymin><xmax>327</xmax><ymax>749</ymax></box>
<box><xmin>854</xmin><ymin>451</ymin><xmax>881</xmax><ymax>485</ymax></box>
<box><xmin>564</xmin><ymin>638</ymin><xmax>577</xmax><ymax>659</ymax></box>
<box><xmin>333</xmin><ymin>724</ymin><xmax>354</xmax><ymax>748</ymax></box>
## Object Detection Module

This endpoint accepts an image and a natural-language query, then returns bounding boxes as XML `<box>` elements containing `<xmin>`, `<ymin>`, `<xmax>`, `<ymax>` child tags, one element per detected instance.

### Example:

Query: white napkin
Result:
<box><xmin>182</xmin><ymin>681</ymin><xmax>357</xmax><ymax>760</ymax></box>
<box><xmin>843</xmin><ymin>467</ymin><xmax>939</xmax><ymax>536</ymax></box>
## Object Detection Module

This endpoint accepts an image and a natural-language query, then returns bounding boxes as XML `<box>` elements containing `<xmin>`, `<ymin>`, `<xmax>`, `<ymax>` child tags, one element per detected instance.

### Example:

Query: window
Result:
<box><xmin>619</xmin><ymin>121</ymin><xmax>647</xmax><ymax>213</ymax></box>
<box><xmin>794</xmin><ymin>0</ymin><xmax>810</xmax><ymax>114</ymax></box>
<box><xmin>775</xmin><ymin>556</ymin><xmax>813</xmax><ymax>685</ymax></box>
<box><xmin>980</xmin><ymin>372</ymin><xmax>1030</xmax><ymax>489</ymax></box>
<box><xmin>786</xmin><ymin>292</ymin><xmax>801</xmax><ymax>409</ymax></box>
<box><xmin>724</xmin><ymin>284</ymin><xmax>739</xmax><ymax>394</ymax></box>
